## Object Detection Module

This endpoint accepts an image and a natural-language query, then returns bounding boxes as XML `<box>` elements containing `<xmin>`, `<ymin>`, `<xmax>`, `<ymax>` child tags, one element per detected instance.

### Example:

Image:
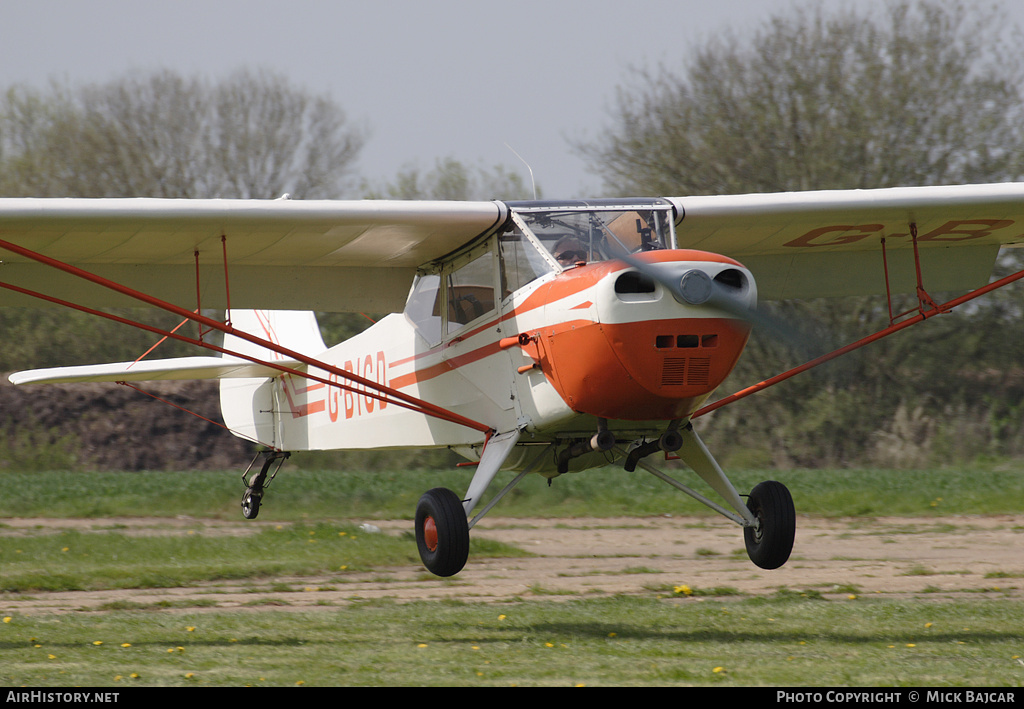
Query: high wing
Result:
<box><xmin>1</xmin><ymin>184</ymin><xmax>1023</xmax><ymax>314</ymax></box>
<box><xmin>669</xmin><ymin>182</ymin><xmax>1024</xmax><ymax>299</ymax></box>
<box><xmin>0</xmin><ymin>198</ymin><xmax>507</xmax><ymax>312</ymax></box>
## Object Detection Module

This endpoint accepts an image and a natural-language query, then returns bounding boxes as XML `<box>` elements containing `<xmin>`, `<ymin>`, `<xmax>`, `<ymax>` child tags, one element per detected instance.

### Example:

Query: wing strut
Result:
<box><xmin>0</xmin><ymin>237</ymin><xmax>494</xmax><ymax>436</ymax></box>
<box><xmin>694</xmin><ymin>241</ymin><xmax>1024</xmax><ymax>418</ymax></box>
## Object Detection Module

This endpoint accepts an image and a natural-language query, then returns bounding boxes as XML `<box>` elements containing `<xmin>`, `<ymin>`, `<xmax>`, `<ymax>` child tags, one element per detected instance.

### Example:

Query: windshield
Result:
<box><xmin>514</xmin><ymin>205</ymin><xmax>675</xmax><ymax>268</ymax></box>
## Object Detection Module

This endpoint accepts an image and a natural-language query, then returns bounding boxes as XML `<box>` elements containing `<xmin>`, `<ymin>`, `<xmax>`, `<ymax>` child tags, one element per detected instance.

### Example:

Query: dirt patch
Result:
<box><xmin>2</xmin><ymin>514</ymin><xmax>1022</xmax><ymax>614</ymax></box>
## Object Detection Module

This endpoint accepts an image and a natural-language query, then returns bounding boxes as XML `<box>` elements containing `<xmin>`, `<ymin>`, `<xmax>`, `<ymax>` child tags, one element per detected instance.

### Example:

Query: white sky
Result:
<box><xmin>1</xmin><ymin>0</ymin><xmax>1021</xmax><ymax>199</ymax></box>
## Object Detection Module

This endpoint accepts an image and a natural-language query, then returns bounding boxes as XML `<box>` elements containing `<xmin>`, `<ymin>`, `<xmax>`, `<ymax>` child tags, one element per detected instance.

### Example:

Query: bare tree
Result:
<box><xmin>0</xmin><ymin>68</ymin><xmax>367</xmax><ymax>199</ymax></box>
<box><xmin>362</xmin><ymin>156</ymin><xmax>539</xmax><ymax>201</ymax></box>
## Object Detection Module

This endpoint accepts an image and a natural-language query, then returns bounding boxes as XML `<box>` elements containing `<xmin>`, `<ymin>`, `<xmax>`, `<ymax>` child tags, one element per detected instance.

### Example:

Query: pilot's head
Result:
<box><xmin>553</xmin><ymin>237</ymin><xmax>587</xmax><ymax>266</ymax></box>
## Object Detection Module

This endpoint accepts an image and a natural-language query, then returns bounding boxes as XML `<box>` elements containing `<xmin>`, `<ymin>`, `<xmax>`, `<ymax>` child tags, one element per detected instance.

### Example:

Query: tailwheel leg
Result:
<box><xmin>415</xmin><ymin>487</ymin><xmax>470</xmax><ymax>577</ymax></box>
<box><xmin>241</xmin><ymin>451</ymin><xmax>288</xmax><ymax>520</ymax></box>
<box><xmin>743</xmin><ymin>480</ymin><xmax>795</xmax><ymax>570</ymax></box>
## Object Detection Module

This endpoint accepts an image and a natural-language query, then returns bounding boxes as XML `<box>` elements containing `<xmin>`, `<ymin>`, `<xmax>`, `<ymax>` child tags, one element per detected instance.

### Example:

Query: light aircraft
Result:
<box><xmin>4</xmin><ymin>184</ymin><xmax>1024</xmax><ymax>577</ymax></box>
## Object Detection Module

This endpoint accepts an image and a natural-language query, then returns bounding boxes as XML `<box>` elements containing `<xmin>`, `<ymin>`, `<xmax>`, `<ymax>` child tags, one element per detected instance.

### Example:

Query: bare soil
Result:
<box><xmin>2</xmin><ymin>514</ymin><xmax>1022</xmax><ymax>614</ymax></box>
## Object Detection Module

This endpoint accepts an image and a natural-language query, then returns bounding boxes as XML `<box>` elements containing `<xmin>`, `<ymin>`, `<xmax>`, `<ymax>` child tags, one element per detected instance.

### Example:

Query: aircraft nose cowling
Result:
<box><xmin>537</xmin><ymin>252</ymin><xmax>753</xmax><ymax>421</ymax></box>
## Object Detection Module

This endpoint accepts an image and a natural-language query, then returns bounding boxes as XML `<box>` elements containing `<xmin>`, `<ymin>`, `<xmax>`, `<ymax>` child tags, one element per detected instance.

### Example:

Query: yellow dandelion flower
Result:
<box><xmin>545</xmin><ymin>642</ymin><xmax>555</xmax><ymax>648</ymax></box>
<box><xmin>121</xmin><ymin>643</ymin><xmax>131</xmax><ymax>648</ymax></box>
<box><xmin>47</xmin><ymin>654</ymin><xmax>56</xmax><ymax>660</ymax></box>
<box><xmin>925</xmin><ymin>622</ymin><xmax>933</xmax><ymax>628</ymax></box>
<box><xmin>713</xmin><ymin>666</ymin><xmax>725</xmax><ymax>673</ymax></box>
<box><xmin>93</xmin><ymin>641</ymin><xmax>103</xmax><ymax>646</ymax></box>
<box><xmin>498</xmin><ymin>614</ymin><xmax>506</xmax><ymax>620</ymax></box>
<box><xmin>2</xmin><ymin>617</ymin><xmax>10</xmax><ymax>623</ymax></box>
<box><xmin>185</xmin><ymin>673</ymin><xmax>194</xmax><ymax>679</ymax></box>
<box><xmin>417</xmin><ymin>643</ymin><xmax>428</xmax><ymax>648</ymax></box>
<box><xmin>186</xmin><ymin>626</ymin><xmax>195</xmax><ymax>632</ymax></box>
<box><xmin>674</xmin><ymin>584</ymin><xmax>693</xmax><ymax>596</ymax></box>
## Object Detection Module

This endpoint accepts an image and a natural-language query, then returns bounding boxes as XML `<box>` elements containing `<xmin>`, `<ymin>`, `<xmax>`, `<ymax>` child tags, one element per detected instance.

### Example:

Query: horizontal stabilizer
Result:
<box><xmin>8</xmin><ymin>355</ymin><xmax>299</xmax><ymax>386</ymax></box>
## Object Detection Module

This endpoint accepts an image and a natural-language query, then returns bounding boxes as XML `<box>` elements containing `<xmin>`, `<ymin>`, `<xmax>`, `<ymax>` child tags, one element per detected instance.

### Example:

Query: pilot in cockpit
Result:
<box><xmin>553</xmin><ymin>236</ymin><xmax>588</xmax><ymax>267</ymax></box>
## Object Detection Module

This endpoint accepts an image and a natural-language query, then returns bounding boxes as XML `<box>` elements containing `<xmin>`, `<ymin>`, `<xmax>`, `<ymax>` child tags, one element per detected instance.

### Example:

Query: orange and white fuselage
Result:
<box><xmin>243</xmin><ymin>249</ymin><xmax>754</xmax><ymax>473</ymax></box>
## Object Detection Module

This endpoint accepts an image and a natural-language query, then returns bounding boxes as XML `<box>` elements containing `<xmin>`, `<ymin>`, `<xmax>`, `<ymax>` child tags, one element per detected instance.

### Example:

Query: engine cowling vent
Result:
<box><xmin>661</xmin><ymin>357</ymin><xmax>711</xmax><ymax>387</ymax></box>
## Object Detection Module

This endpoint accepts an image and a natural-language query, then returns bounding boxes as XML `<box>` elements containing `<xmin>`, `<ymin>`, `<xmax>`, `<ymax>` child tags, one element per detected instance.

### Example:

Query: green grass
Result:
<box><xmin>0</xmin><ymin>521</ymin><xmax>526</xmax><ymax>593</ymax></box>
<box><xmin>1</xmin><ymin>597</ymin><xmax>1021</xmax><ymax>686</ymax></box>
<box><xmin>1</xmin><ymin>463</ymin><xmax>1022</xmax><ymax>686</ymax></box>
<box><xmin>1</xmin><ymin>462</ymin><xmax>1022</xmax><ymax>520</ymax></box>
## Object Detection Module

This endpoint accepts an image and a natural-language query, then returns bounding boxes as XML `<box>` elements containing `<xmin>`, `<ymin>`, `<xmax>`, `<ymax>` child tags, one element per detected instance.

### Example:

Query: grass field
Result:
<box><xmin>1</xmin><ymin>460</ymin><xmax>1023</xmax><ymax>520</ymax></box>
<box><xmin>2</xmin><ymin>597</ymin><xmax>1022</xmax><ymax>687</ymax></box>
<box><xmin>1</xmin><ymin>463</ymin><xmax>1022</xmax><ymax>686</ymax></box>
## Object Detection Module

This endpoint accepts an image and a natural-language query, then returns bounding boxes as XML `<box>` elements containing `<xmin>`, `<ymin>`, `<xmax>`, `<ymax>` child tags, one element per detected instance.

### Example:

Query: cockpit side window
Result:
<box><xmin>445</xmin><ymin>248</ymin><xmax>497</xmax><ymax>336</ymax></box>
<box><xmin>405</xmin><ymin>274</ymin><xmax>443</xmax><ymax>345</ymax></box>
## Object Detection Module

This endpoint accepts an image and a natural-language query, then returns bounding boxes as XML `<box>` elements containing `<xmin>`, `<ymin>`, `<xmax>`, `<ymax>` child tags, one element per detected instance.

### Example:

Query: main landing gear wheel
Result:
<box><xmin>743</xmin><ymin>480</ymin><xmax>796</xmax><ymax>570</ymax></box>
<box><xmin>415</xmin><ymin>487</ymin><xmax>470</xmax><ymax>577</ymax></box>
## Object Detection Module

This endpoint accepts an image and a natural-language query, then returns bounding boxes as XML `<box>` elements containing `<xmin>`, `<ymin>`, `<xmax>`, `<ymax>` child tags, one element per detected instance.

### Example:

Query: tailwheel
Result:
<box><xmin>240</xmin><ymin>451</ymin><xmax>288</xmax><ymax>520</ymax></box>
<box><xmin>415</xmin><ymin>487</ymin><xmax>470</xmax><ymax>577</ymax></box>
<box><xmin>743</xmin><ymin>480</ymin><xmax>796</xmax><ymax>570</ymax></box>
<box><xmin>241</xmin><ymin>489</ymin><xmax>261</xmax><ymax>519</ymax></box>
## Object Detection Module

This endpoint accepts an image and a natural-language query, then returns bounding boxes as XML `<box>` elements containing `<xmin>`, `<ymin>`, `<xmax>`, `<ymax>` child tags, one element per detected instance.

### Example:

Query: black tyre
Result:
<box><xmin>241</xmin><ymin>490</ymin><xmax>261</xmax><ymax>519</ymax></box>
<box><xmin>415</xmin><ymin>487</ymin><xmax>470</xmax><ymax>577</ymax></box>
<box><xmin>743</xmin><ymin>480</ymin><xmax>795</xmax><ymax>570</ymax></box>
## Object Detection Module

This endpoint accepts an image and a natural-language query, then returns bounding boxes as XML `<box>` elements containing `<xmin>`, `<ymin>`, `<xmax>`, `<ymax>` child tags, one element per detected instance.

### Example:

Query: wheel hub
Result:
<box><xmin>423</xmin><ymin>515</ymin><xmax>438</xmax><ymax>552</ymax></box>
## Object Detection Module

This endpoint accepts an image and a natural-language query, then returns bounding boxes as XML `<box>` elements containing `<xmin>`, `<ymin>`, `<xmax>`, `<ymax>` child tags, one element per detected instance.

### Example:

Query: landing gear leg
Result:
<box><xmin>241</xmin><ymin>451</ymin><xmax>288</xmax><ymax>520</ymax></box>
<box><xmin>621</xmin><ymin>424</ymin><xmax>796</xmax><ymax>570</ymax></box>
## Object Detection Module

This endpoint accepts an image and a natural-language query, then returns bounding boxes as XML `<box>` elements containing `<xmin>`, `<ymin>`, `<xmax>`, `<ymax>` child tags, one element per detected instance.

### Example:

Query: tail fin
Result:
<box><xmin>221</xmin><ymin>310</ymin><xmax>327</xmax><ymax>449</ymax></box>
<box><xmin>223</xmin><ymin>309</ymin><xmax>326</xmax><ymax>361</ymax></box>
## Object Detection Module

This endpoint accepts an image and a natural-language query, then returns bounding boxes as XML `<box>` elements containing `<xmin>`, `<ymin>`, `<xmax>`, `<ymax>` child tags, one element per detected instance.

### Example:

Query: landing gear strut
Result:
<box><xmin>620</xmin><ymin>424</ymin><xmax>796</xmax><ymax>570</ymax></box>
<box><xmin>241</xmin><ymin>451</ymin><xmax>289</xmax><ymax>520</ymax></box>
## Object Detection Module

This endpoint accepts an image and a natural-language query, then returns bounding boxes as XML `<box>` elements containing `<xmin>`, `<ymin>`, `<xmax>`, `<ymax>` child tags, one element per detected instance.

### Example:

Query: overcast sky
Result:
<box><xmin>1</xmin><ymin>0</ymin><xmax>1021</xmax><ymax>199</ymax></box>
